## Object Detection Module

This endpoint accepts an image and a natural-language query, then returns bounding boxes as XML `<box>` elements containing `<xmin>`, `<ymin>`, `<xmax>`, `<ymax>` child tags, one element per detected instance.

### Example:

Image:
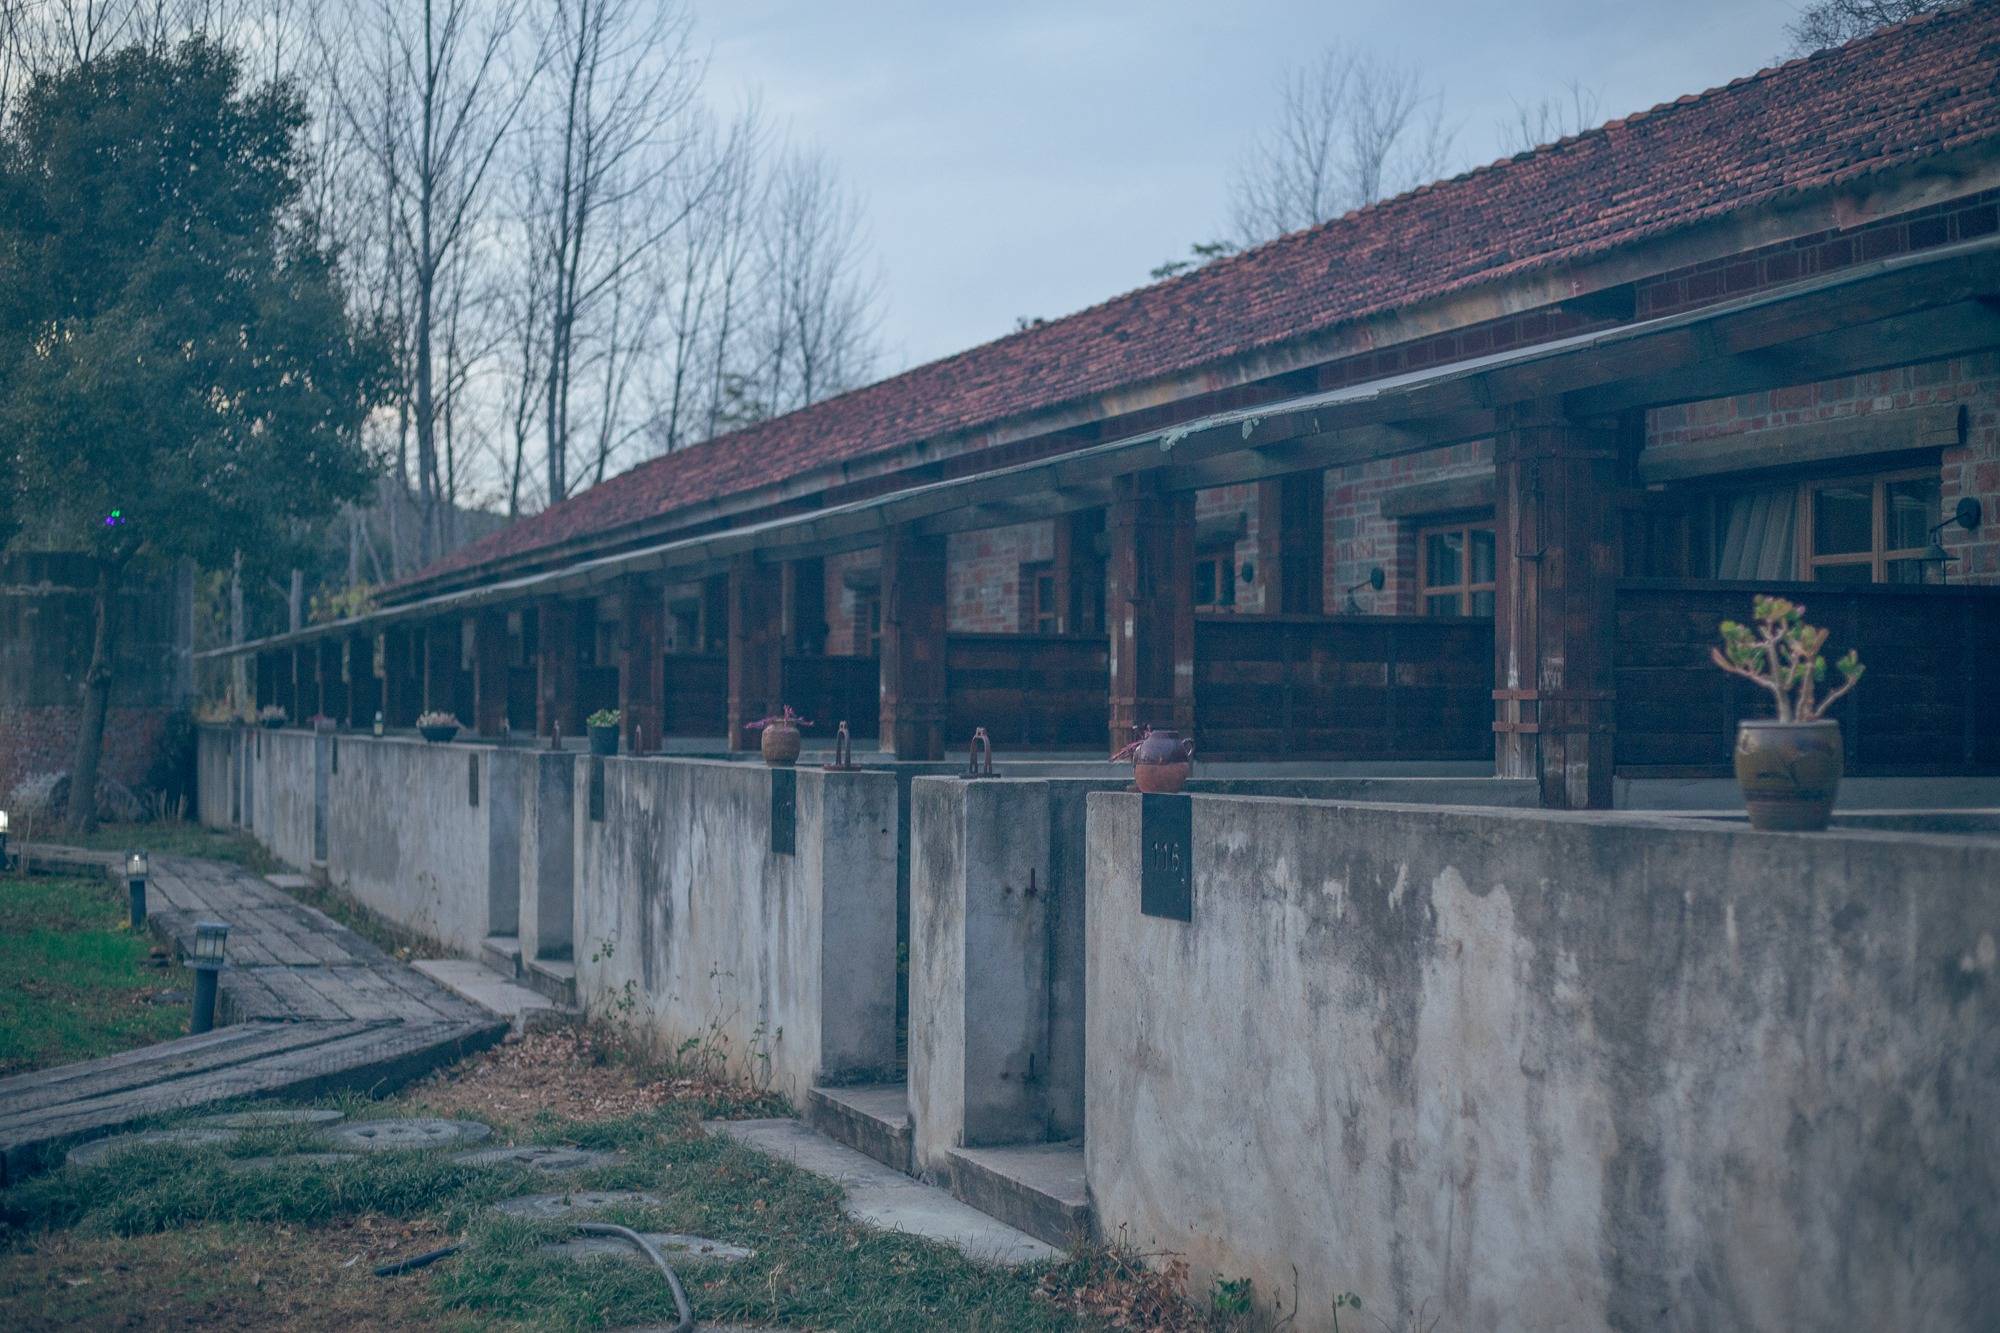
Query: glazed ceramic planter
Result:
<box><xmin>419</xmin><ymin>723</ymin><xmax>460</xmax><ymax>744</ymax></box>
<box><xmin>761</xmin><ymin>722</ymin><xmax>802</xmax><ymax>767</ymax></box>
<box><xmin>1733</xmin><ymin>718</ymin><xmax>1842</xmax><ymax>832</ymax></box>
<box><xmin>588</xmin><ymin>724</ymin><xmax>620</xmax><ymax>757</ymax></box>
<box><xmin>1131</xmin><ymin>729</ymin><xmax>1195</xmax><ymax>794</ymax></box>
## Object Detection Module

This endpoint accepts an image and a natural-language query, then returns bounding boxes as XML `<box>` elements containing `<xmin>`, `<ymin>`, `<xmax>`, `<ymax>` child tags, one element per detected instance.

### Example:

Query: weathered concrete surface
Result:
<box><xmin>710</xmin><ymin>1117</ymin><xmax>1055</xmax><ymax>1266</ymax></box>
<box><xmin>573</xmin><ymin>757</ymin><xmax>898</xmax><ymax>1102</ymax></box>
<box><xmin>521</xmin><ymin>750</ymin><xmax>575</xmax><ymax>963</ymax></box>
<box><xmin>1085</xmin><ymin>794</ymin><xmax>2000</xmax><ymax>1332</ymax></box>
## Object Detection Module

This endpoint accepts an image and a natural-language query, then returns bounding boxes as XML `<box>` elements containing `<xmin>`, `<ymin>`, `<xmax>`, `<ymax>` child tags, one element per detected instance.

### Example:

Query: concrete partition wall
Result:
<box><xmin>196</xmin><ymin>725</ymin><xmax>235</xmax><ymax>828</ymax></box>
<box><xmin>516</xmin><ymin>751</ymin><xmax>574</xmax><ymax>963</ymax></box>
<box><xmin>1085</xmin><ymin>794</ymin><xmax>2000</xmax><ymax>1332</ymax></box>
<box><xmin>573</xmin><ymin>757</ymin><xmax>898</xmax><ymax>1102</ymax></box>
<box><xmin>244</xmin><ymin>727</ymin><xmax>318</xmax><ymax>868</ymax></box>
<box><xmin>323</xmin><ymin>736</ymin><xmax>495</xmax><ymax>956</ymax></box>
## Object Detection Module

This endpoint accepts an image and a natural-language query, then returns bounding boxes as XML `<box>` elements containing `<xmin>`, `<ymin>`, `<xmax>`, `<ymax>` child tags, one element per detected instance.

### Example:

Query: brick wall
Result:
<box><xmin>1193</xmin><ymin>484</ymin><xmax>1264</xmax><ymax>614</ymax></box>
<box><xmin>822</xmin><ymin>549</ymin><xmax>879</xmax><ymax>656</ymax></box>
<box><xmin>947</xmin><ymin>520</ymin><xmax>1053</xmax><ymax>632</ymax></box>
<box><xmin>1321</xmin><ymin>441</ymin><xmax>1495</xmax><ymax>614</ymax></box>
<box><xmin>0</xmin><ymin>705</ymin><xmax>167</xmax><ymax>810</ymax></box>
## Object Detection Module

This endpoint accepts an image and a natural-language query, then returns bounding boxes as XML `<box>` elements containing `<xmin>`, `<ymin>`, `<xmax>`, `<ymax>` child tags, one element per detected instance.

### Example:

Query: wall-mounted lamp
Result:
<box><xmin>126</xmin><ymin>849</ymin><xmax>149</xmax><ymax>930</ymax></box>
<box><xmin>1920</xmin><ymin>497</ymin><xmax>1982</xmax><ymax>574</ymax></box>
<box><xmin>190</xmin><ymin>920</ymin><xmax>230</xmax><ymax>1034</ymax></box>
<box><xmin>1238</xmin><ymin>560</ymin><xmax>1256</xmax><ymax>584</ymax></box>
<box><xmin>1344</xmin><ymin>566</ymin><xmax>1386</xmax><ymax>614</ymax></box>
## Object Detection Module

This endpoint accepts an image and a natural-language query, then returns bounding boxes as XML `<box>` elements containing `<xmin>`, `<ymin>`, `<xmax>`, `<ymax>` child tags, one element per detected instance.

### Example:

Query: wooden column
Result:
<box><xmin>345</xmin><ymin>633</ymin><xmax>376</xmax><ymax>728</ymax></box>
<box><xmin>619</xmin><ymin>581</ymin><xmax>665</xmax><ymax>753</ymax></box>
<box><xmin>1493</xmin><ymin>401</ymin><xmax>1620</xmax><ymax>810</ymax></box>
<box><xmin>473</xmin><ymin>609</ymin><xmax>510</xmax><ymax>738</ymax></box>
<box><xmin>727</xmin><ymin>557</ymin><xmax>785</xmax><ymax>751</ymax></box>
<box><xmin>536</xmin><ymin>599</ymin><xmax>578</xmax><ymax>740</ymax></box>
<box><xmin>1107</xmin><ymin>473</ymin><xmax>1195</xmax><ymax>751</ymax></box>
<box><xmin>422</xmin><ymin>621</ymin><xmax>456</xmax><ymax>717</ymax></box>
<box><xmin>288</xmin><ymin>646</ymin><xmax>309</xmax><ymax>722</ymax></box>
<box><xmin>1258</xmin><ymin>471</ymin><xmax>1326</xmax><ymax>614</ymax></box>
<box><xmin>878</xmin><ymin>527</ymin><xmax>948</xmax><ymax>760</ymax></box>
<box><xmin>255</xmin><ymin>652</ymin><xmax>277</xmax><ymax>712</ymax></box>
<box><xmin>1054</xmin><ymin>508</ymin><xmax>1107</xmax><ymax>634</ymax></box>
<box><xmin>317</xmin><ymin>638</ymin><xmax>344</xmax><ymax>724</ymax></box>
<box><xmin>381</xmin><ymin>627</ymin><xmax>418</xmax><ymax>727</ymax></box>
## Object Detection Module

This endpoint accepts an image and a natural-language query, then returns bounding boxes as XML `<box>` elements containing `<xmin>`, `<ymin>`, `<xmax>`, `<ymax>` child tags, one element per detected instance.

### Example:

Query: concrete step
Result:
<box><xmin>412</xmin><ymin>958</ymin><xmax>575</xmax><ymax>1036</ymax></box>
<box><xmin>805</xmin><ymin>1083</ymin><xmax>911</xmax><ymax>1174</ymax></box>
<box><xmin>944</xmin><ymin>1141</ymin><xmax>1090</xmax><ymax>1249</ymax></box>
<box><xmin>480</xmin><ymin>934</ymin><xmax>523</xmax><ymax>980</ymax></box>
<box><xmin>524</xmin><ymin>957</ymin><xmax>578</xmax><ymax>1007</ymax></box>
<box><xmin>708</xmin><ymin>1118</ymin><xmax>1054</xmax><ymax>1266</ymax></box>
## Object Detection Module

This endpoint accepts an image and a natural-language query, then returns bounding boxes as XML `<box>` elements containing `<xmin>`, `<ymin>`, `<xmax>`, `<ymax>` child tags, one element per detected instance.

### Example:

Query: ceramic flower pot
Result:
<box><xmin>1131</xmin><ymin>729</ymin><xmax>1195</xmax><ymax>794</ymax></box>
<box><xmin>1733</xmin><ymin>718</ymin><xmax>1842</xmax><ymax>832</ymax></box>
<box><xmin>761</xmin><ymin>722</ymin><xmax>802</xmax><ymax>767</ymax></box>
<box><xmin>419</xmin><ymin>723</ymin><xmax>460</xmax><ymax>745</ymax></box>
<box><xmin>260</xmin><ymin>717</ymin><xmax>285</xmax><ymax>730</ymax></box>
<box><xmin>588</xmin><ymin>724</ymin><xmax>620</xmax><ymax>757</ymax></box>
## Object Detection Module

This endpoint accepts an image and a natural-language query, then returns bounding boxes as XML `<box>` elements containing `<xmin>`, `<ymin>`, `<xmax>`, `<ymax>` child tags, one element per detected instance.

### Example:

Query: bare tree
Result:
<box><xmin>1497</xmin><ymin>81</ymin><xmax>1601</xmax><ymax>155</ymax></box>
<box><xmin>1784</xmin><ymin>0</ymin><xmax>1951</xmax><ymax>55</ymax></box>
<box><xmin>1231</xmin><ymin>46</ymin><xmax>1454</xmax><ymax>246</ymax></box>
<box><xmin>748</xmin><ymin>145</ymin><xmax>881</xmax><ymax>420</ymax></box>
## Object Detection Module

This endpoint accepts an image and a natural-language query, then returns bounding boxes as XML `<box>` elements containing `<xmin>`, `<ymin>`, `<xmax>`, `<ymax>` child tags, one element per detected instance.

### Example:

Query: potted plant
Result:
<box><xmin>747</xmin><ymin>705</ymin><xmax>812</xmax><ymax>767</ymax></box>
<box><xmin>1113</xmin><ymin>725</ymin><xmax>1196</xmax><ymax>794</ymax></box>
<box><xmin>1710</xmin><ymin>595</ymin><xmax>1865</xmax><ymax>832</ymax></box>
<box><xmin>256</xmin><ymin>705</ymin><xmax>287</xmax><ymax>730</ymax></box>
<box><xmin>587</xmin><ymin>708</ymin><xmax>622</xmax><ymax>756</ymax></box>
<box><xmin>416</xmin><ymin>710</ymin><xmax>462</xmax><ymax>744</ymax></box>
<box><xmin>309</xmin><ymin>713</ymin><xmax>336</xmax><ymax>733</ymax></box>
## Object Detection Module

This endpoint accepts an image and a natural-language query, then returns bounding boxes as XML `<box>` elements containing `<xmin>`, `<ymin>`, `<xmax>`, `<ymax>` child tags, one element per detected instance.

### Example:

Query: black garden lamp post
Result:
<box><xmin>126</xmin><ymin>849</ymin><xmax>149</xmax><ymax>930</ymax></box>
<box><xmin>0</xmin><ymin>808</ymin><xmax>10</xmax><ymax>870</ymax></box>
<box><xmin>189</xmin><ymin>919</ymin><xmax>230</xmax><ymax>1034</ymax></box>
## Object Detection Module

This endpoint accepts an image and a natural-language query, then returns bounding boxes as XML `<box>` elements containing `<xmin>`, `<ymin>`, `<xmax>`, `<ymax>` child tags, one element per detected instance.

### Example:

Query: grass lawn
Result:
<box><xmin>34</xmin><ymin>820</ymin><xmax>279</xmax><ymax>874</ymax></box>
<box><xmin>0</xmin><ymin>1030</ymin><xmax>1230</xmax><ymax>1331</ymax></box>
<box><xmin>0</xmin><ymin>873</ymin><xmax>193</xmax><ymax>1076</ymax></box>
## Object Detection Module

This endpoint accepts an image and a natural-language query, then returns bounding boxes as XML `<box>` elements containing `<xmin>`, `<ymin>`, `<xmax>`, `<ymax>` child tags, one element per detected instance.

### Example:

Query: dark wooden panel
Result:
<box><xmin>1613</xmin><ymin>579</ymin><xmax>2000</xmax><ymax>775</ymax></box>
<box><xmin>946</xmin><ymin>633</ymin><xmax>1107</xmax><ymax>749</ymax></box>
<box><xmin>663</xmin><ymin>653</ymin><xmax>727</xmax><ymax>736</ymax></box>
<box><xmin>1194</xmin><ymin>614</ymin><xmax>1494</xmax><ymax>761</ymax></box>
<box><xmin>783</xmin><ymin>654</ymin><xmax>880</xmax><ymax>739</ymax></box>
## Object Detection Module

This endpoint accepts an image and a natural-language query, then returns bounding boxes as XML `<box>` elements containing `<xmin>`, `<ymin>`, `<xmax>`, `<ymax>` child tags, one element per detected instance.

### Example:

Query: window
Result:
<box><xmin>853</xmin><ymin>590</ymin><xmax>882</xmax><ymax>656</ymax></box>
<box><xmin>1804</xmin><ymin>469</ymin><xmax>1939</xmax><ymax>584</ymax></box>
<box><xmin>1020</xmin><ymin>562</ymin><xmax>1059</xmax><ymax>633</ymax></box>
<box><xmin>1418</xmin><ymin>522</ymin><xmax>1496</xmax><ymax>616</ymax></box>
<box><xmin>1193</xmin><ymin>548</ymin><xmax>1237</xmax><ymax>611</ymax></box>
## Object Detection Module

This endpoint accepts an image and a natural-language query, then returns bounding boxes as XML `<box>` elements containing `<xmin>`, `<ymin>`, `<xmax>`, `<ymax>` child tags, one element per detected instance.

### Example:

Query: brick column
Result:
<box><xmin>1258</xmin><ymin>471</ymin><xmax>1325</xmax><ymax>614</ymax></box>
<box><xmin>878</xmin><ymin>526</ymin><xmax>948</xmax><ymax>760</ymax></box>
<box><xmin>727</xmin><ymin>556</ymin><xmax>785</xmax><ymax>751</ymax></box>
<box><xmin>473</xmin><ymin>608</ymin><xmax>510</xmax><ymax>738</ymax></box>
<box><xmin>1106</xmin><ymin>473</ymin><xmax>1195</xmax><ymax>752</ymax></box>
<box><xmin>536</xmin><ymin>599</ymin><xmax>578</xmax><ymax>740</ymax></box>
<box><xmin>619</xmin><ymin>581</ymin><xmax>665</xmax><ymax>753</ymax></box>
<box><xmin>1493</xmin><ymin>401</ymin><xmax>1619</xmax><ymax>810</ymax></box>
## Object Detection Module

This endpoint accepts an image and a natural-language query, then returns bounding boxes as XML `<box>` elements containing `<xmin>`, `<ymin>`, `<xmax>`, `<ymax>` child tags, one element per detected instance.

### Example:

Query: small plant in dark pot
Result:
<box><xmin>1711</xmin><ymin>596</ymin><xmax>1864</xmax><ymax>832</ymax></box>
<box><xmin>587</xmin><ymin>708</ymin><xmax>621</xmax><ymax>756</ymax></box>
<box><xmin>1113</xmin><ymin>725</ymin><xmax>1196</xmax><ymax>794</ymax></box>
<box><xmin>416</xmin><ymin>710</ymin><xmax>462</xmax><ymax>744</ymax></box>
<box><xmin>256</xmin><ymin>705</ymin><xmax>287</xmax><ymax>729</ymax></box>
<box><xmin>747</xmin><ymin>705</ymin><xmax>811</xmax><ymax>767</ymax></box>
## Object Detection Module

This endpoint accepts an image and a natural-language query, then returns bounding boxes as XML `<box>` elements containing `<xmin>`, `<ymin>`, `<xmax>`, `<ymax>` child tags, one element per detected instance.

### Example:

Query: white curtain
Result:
<box><xmin>1714</xmin><ymin>488</ymin><xmax>1796</xmax><ymax>581</ymax></box>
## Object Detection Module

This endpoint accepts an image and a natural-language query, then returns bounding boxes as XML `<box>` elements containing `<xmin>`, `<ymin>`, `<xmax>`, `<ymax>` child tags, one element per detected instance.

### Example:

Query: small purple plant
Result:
<box><xmin>746</xmin><ymin>705</ymin><xmax>813</xmax><ymax>732</ymax></box>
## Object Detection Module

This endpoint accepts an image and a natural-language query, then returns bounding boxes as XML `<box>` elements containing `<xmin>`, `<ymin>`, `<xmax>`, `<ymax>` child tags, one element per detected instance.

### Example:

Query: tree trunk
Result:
<box><xmin>65</xmin><ymin>559</ymin><xmax>124</xmax><ymax>835</ymax></box>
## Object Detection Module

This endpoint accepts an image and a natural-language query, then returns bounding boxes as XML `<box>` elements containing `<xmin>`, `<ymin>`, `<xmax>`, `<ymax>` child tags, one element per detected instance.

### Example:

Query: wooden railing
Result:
<box><xmin>1615</xmin><ymin>579</ymin><xmax>2000</xmax><ymax>775</ymax></box>
<box><xmin>947</xmin><ymin>632</ymin><xmax>1108</xmax><ymax>749</ymax></box>
<box><xmin>1193</xmin><ymin>613</ymin><xmax>1494</xmax><ymax>760</ymax></box>
<box><xmin>662</xmin><ymin>653</ymin><xmax>727</xmax><ymax>736</ymax></box>
<box><xmin>783</xmin><ymin>654</ymin><xmax>880</xmax><ymax>738</ymax></box>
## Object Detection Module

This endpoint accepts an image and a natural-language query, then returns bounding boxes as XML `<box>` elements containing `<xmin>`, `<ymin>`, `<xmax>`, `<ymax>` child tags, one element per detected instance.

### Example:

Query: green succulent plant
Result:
<box><xmin>1711</xmin><ymin>595</ymin><xmax>1865</xmax><ymax>723</ymax></box>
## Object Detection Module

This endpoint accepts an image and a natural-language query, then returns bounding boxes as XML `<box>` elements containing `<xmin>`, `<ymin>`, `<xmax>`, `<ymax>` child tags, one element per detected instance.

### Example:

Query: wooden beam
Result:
<box><xmin>1106</xmin><ymin>472</ymin><xmax>1195</xmax><ymax>751</ymax></box>
<box><xmin>726</xmin><ymin>557</ymin><xmax>784</xmax><ymax>751</ymax></box>
<box><xmin>1638</xmin><ymin>402</ymin><xmax>1964</xmax><ymax>485</ymax></box>
<box><xmin>879</xmin><ymin>526</ymin><xmax>948</xmax><ymax>759</ymax></box>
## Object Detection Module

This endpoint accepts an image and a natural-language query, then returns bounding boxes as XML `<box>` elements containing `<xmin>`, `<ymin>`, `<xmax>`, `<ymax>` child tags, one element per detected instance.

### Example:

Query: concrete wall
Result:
<box><xmin>573</xmin><ymin>757</ymin><xmax>898</xmax><ymax>1101</ymax></box>
<box><xmin>908</xmin><ymin>774</ymin><xmax>1538</xmax><ymax>1174</ymax></box>
<box><xmin>1085</xmin><ymin>794</ymin><xmax>2000</xmax><ymax>1332</ymax></box>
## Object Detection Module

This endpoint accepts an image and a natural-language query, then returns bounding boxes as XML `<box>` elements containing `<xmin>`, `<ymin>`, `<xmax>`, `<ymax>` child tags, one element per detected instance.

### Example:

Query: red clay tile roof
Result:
<box><xmin>407</xmin><ymin>4</ymin><xmax>2000</xmax><ymax>591</ymax></box>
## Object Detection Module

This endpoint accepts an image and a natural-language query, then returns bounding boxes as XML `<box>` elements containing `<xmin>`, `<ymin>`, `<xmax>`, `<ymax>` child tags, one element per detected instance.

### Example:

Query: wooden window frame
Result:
<box><xmin>1020</xmin><ymin>561</ymin><xmax>1059</xmax><ymax>634</ymax></box>
<box><xmin>1192</xmin><ymin>546</ymin><xmax>1237</xmax><ymax>612</ymax></box>
<box><xmin>853</xmin><ymin>589</ymin><xmax>882</xmax><ymax>657</ymax></box>
<box><xmin>1417</xmin><ymin>519</ymin><xmax>1496</xmax><ymax>616</ymax></box>
<box><xmin>1799</xmin><ymin>466</ymin><xmax>1939</xmax><ymax>584</ymax></box>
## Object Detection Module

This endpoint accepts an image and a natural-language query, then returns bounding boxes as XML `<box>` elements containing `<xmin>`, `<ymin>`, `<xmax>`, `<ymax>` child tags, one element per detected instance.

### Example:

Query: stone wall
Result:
<box><xmin>1085</xmin><ymin>793</ymin><xmax>2000</xmax><ymax>1331</ymax></box>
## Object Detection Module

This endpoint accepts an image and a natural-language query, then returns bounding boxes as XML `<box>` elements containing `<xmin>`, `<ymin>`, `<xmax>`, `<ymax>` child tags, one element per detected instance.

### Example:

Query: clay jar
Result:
<box><xmin>760</xmin><ymin>721</ymin><xmax>802</xmax><ymax>767</ymax></box>
<box><xmin>1733</xmin><ymin>718</ymin><xmax>1843</xmax><ymax>831</ymax></box>
<box><xmin>1131</xmin><ymin>730</ymin><xmax>1195</xmax><ymax>794</ymax></box>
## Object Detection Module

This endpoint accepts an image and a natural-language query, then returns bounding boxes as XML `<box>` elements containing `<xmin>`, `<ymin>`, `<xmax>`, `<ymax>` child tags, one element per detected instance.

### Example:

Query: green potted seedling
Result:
<box><xmin>587</xmin><ymin>708</ymin><xmax>622</xmax><ymax>756</ymax></box>
<box><xmin>1711</xmin><ymin>595</ymin><xmax>1865</xmax><ymax>832</ymax></box>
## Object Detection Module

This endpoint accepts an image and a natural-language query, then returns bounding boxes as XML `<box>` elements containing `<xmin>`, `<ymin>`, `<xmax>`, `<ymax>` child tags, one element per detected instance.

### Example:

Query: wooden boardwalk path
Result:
<box><xmin>0</xmin><ymin>851</ymin><xmax>507</xmax><ymax>1182</ymax></box>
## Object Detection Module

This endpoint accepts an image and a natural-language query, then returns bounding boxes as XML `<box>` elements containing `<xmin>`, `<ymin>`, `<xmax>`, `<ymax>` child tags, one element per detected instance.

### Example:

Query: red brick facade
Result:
<box><xmin>0</xmin><ymin>705</ymin><xmax>167</xmax><ymax>811</ymax></box>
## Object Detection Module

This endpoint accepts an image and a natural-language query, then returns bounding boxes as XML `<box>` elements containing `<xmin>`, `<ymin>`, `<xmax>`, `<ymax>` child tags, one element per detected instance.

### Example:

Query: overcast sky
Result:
<box><xmin>695</xmin><ymin>0</ymin><xmax>1808</xmax><ymax>377</ymax></box>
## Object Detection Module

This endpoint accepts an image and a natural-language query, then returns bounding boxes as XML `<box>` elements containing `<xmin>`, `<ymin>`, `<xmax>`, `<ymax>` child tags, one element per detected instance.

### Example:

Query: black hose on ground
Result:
<box><xmin>372</xmin><ymin>1222</ymin><xmax>696</xmax><ymax>1332</ymax></box>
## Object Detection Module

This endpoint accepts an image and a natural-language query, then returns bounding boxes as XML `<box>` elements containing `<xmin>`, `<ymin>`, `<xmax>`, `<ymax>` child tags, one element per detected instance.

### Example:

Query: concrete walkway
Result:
<box><xmin>0</xmin><ymin>850</ymin><xmax>508</xmax><ymax>1183</ymax></box>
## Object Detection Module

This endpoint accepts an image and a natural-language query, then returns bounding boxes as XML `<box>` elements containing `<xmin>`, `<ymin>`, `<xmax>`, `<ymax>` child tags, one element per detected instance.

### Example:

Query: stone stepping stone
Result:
<box><xmin>491</xmin><ymin>1190</ymin><xmax>665</xmax><ymax>1219</ymax></box>
<box><xmin>222</xmin><ymin>1152</ymin><xmax>361</xmax><ymax>1173</ymax></box>
<box><xmin>453</xmin><ymin>1145</ymin><xmax>625</xmax><ymax>1173</ymax></box>
<box><xmin>67</xmin><ymin>1127</ymin><xmax>240</xmax><ymax>1169</ymax></box>
<box><xmin>538</xmin><ymin>1232</ymin><xmax>754</xmax><ymax>1267</ymax></box>
<box><xmin>325</xmin><ymin>1117</ymin><xmax>493</xmax><ymax>1152</ymax></box>
<box><xmin>195</xmin><ymin>1108</ymin><xmax>347</xmax><ymax>1130</ymax></box>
